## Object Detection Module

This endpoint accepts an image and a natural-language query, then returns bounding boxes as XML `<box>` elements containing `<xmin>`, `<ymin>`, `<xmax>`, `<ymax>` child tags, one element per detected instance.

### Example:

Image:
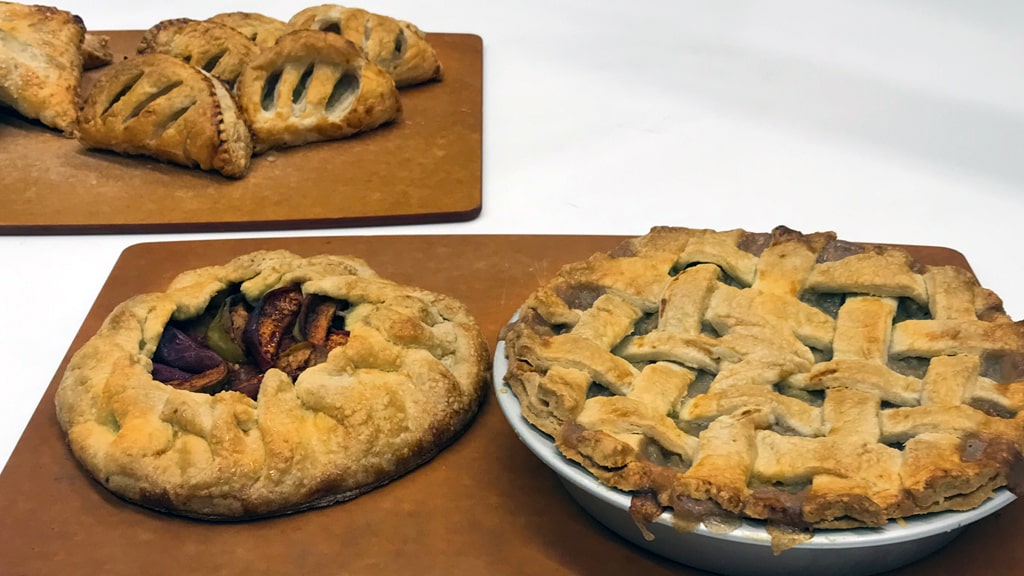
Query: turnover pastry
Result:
<box><xmin>287</xmin><ymin>4</ymin><xmax>443</xmax><ymax>88</ymax></box>
<box><xmin>236</xmin><ymin>30</ymin><xmax>401</xmax><ymax>153</ymax></box>
<box><xmin>78</xmin><ymin>53</ymin><xmax>252</xmax><ymax>178</ymax></box>
<box><xmin>502</xmin><ymin>226</ymin><xmax>1024</xmax><ymax>548</ymax></box>
<box><xmin>207</xmin><ymin>11</ymin><xmax>289</xmax><ymax>48</ymax></box>
<box><xmin>137</xmin><ymin>19</ymin><xmax>258</xmax><ymax>89</ymax></box>
<box><xmin>0</xmin><ymin>1</ymin><xmax>84</xmax><ymax>134</ymax></box>
<box><xmin>55</xmin><ymin>250</ymin><xmax>488</xmax><ymax>519</ymax></box>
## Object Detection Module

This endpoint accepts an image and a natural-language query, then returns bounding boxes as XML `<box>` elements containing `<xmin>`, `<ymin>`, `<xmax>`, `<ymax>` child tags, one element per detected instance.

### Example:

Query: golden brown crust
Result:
<box><xmin>0</xmin><ymin>1</ymin><xmax>84</xmax><ymax>134</ymax></box>
<box><xmin>77</xmin><ymin>53</ymin><xmax>252</xmax><ymax>178</ymax></box>
<box><xmin>55</xmin><ymin>250</ymin><xmax>489</xmax><ymax>520</ymax></box>
<box><xmin>137</xmin><ymin>19</ymin><xmax>259</xmax><ymax>89</ymax></box>
<box><xmin>207</xmin><ymin>11</ymin><xmax>289</xmax><ymax>48</ymax></box>
<box><xmin>236</xmin><ymin>29</ymin><xmax>401</xmax><ymax>154</ymax></box>
<box><xmin>135</xmin><ymin>17</ymin><xmax>193</xmax><ymax>49</ymax></box>
<box><xmin>502</xmin><ymin>225</ymin><xmax>1024</xmax><ymax>540</ymax></box>
<box><xmin>287</xmin><ymin>4</ymin><xmax>442</xmax><ymax>87</ymax></box>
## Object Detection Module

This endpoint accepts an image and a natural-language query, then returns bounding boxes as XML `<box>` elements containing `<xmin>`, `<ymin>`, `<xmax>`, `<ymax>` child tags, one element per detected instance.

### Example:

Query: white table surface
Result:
<box><xmin>3</xmin><ymin>0</ymin><xmax>1024</xmax><ymax>473</ymax></box>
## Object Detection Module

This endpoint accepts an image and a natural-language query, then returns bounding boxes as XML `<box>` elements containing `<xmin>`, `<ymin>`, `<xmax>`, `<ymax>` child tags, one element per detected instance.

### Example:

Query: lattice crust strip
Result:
<box><xmin>502</xmin><ymin>226</ymin><xmax>1024</xmax><ymax>539</ymax></box>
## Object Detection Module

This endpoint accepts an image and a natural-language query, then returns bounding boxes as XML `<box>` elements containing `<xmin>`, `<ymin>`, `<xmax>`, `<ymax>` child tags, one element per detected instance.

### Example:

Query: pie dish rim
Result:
<box><xmin>494</xmin><ymin>334</ymin><xmax>1017</xmax><ymax>551</ymax></box>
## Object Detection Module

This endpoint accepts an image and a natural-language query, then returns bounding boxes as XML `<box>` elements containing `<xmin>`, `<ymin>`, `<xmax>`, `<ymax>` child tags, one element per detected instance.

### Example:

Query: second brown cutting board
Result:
<box><xmin>1</xmin><ymin>234</ymin><xmax>1019</xmax><ymax>576</ymax></box>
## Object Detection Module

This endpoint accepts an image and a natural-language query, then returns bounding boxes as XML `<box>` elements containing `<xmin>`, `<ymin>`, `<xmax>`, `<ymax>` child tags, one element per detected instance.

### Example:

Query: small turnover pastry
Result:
<box><xmin>287</xmin><ymin>4</ymin><xmax>443</xmax><ymax>88</ymax></box>
<box><xmin>137</xmin><ymin>19</ymin><xmax>259</xmax><ymax>89</ymax></box>
<box><xmin>236</xmin><ymin>30</ymin><xmax>402</xmax><ymax>154</ymax></box>
<box><xmin>78</xmin><ymin>53</ymin><xmax>253</xmax><ymax>178</ymax></box>
<box><xmin>501</xmin><ymin>225</ymin><xmax>1024</xmax><ymax>552</ymax></box>
<box><xmin>0</xmin><ymin>1</ymin><xmax>85</xmax><ymax>134</ymax></box>
<box><xmin>55</xmin><ymin>250</ymin><xmax>488</xmax><ymax>520</ymax></box>
<box><xmin>207</xmin><ymin>11</ymin><xmax>289</xmax><ymax>48</ymax></box>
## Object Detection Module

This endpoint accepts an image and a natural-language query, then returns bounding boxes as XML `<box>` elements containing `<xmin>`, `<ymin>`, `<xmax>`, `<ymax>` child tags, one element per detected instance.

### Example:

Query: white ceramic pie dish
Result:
<box><xmin>494</xmin><ymin>339</ymin><xmax>1018</xmax><ymax>576</ymax></box>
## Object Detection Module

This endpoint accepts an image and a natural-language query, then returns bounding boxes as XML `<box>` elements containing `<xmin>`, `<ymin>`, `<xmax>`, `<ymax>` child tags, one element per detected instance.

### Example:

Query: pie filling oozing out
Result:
<box><xmin>501</xmin><ymin>226</ymin><xmax>1024</xmax><ymax>551</ymax></box>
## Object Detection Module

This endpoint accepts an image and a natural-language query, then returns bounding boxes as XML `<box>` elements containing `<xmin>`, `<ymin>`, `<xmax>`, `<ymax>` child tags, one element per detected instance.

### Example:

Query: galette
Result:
<box><xmin>56</xmin><ymin>250</ymin><xmax>488</xmax><ymax>519</ymax></box>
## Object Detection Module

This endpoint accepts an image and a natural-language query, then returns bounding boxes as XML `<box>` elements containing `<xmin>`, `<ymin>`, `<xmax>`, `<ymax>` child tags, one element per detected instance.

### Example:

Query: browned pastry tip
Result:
<box><xmin>81</xmin><ymin>31</ymin><xmax>113</xmax><ymax>70</ymax></box>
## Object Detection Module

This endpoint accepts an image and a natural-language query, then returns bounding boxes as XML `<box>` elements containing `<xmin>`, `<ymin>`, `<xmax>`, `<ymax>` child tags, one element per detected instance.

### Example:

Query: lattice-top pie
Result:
<box><xmin>56</xmin><ymin>251</ymin><xmax>488</xmax><ymax>519</ymax></box>
<box><xmin>502</xmin><ymin>226</ymin><xmax>1024</xmax><ymax>545</ymax></box>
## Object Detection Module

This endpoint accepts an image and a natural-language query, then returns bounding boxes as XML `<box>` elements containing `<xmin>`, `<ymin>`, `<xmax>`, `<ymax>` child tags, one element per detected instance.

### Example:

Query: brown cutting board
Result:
<box><xmin>0</xmin><ymin>235</ymin><xmax>1019</xmax><ymax>576</ymax></box>
<box><xmin>0</xmin><ymin>31</ymin><xmax>482</xmax><ymax>234</ymax></box>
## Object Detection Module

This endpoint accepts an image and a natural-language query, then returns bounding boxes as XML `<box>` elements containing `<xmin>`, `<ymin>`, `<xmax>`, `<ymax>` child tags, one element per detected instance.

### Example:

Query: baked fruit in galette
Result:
<box><xmin>55</xmin><ymin>250</ymin><xmax>488</xmax><ymax>519</ymax></box>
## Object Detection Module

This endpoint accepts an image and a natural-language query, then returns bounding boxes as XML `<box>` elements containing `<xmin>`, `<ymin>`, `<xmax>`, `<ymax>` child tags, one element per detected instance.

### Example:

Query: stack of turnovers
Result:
<box><xmin>55</xmin><ymin>251</ymin><xmax>488</xmax><ymax>519</ymax></box>
<box><xmin>0</xmin><ymin>2</ymin><xmax>443</xmax><ymax>178</ymax></box>
<box><xmin>502</xmin><ymin>226</ymin><xmax>1024</xmax><ymax>550</ymax></box>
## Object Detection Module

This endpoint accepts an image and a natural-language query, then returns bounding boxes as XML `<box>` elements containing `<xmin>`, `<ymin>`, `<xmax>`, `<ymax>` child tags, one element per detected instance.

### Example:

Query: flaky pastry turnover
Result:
<box><xmin>137</xmin><ymin>19</ymin><xmax>259</xmax><ymax>89</ymax></box>
<box><xmin>0</xmin><ymin>1</ymin><xmax>84</xmax><ymax>134</ymax></box>
<box><xmin>55</xmin><ymin>250</ymin><xmax>488</xmax><ymax>520</ymax></box>
<box><xmin>78</xmin><ymin>53</ymin><xmax>253</xmax><ymax>178</ymax></box>
<box><xmin>236</xmin><ymin>30</ymin><xmax>401</xmax><ymax>154</ymax></box>
<box><xmin>501</xmin><ymin>226</ymin><xmax>1024</xmax><ymax>546</ymax></box>
<box><xmin>207</xmin><ymin>11</ymin><xmax>289</xmax><ymax>49</ymax></box>
<box><xmin>287</xmin><ymin>4</ymin><xmax>443</xmax><ymax>88</ymax></box>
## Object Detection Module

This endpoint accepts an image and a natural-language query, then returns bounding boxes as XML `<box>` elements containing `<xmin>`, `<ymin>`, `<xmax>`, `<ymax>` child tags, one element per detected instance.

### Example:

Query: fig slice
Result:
<box><xmin>274</xmin><ymin>341</ymin><xmax>327</xmax><ymax>380</ymax></box>
<box><xmin>227</xmin><ymin>377</ymin><xmax>262</xmax><ymax>400</ymax></box>
<box><xmin>301</xmin><ymin>295</ymin><xmax>339</xmax><ymax>346</ymax></box>
<box><xmin>152</xmin><ymin>362</ymin><xmax>193</xmax><ymax>383</ymax></box>
<box><xmin>243</xmin><ymin>285</ymin><xmax>304</xmax><ymax>371</ymax></box>
<box><xmin>166</xmin><ymin>361</ymin><xmax>229</xmax><ymax>393</ymax></box>
<box><xmin>154</xmin><ymin>324</ymin><xmax>224</xmax><ymax>373</ymax></box>
<box><xmin>224</xmin><ymin>364</ymin><xmax>263</xmax><ymax>400</ymax></box>
<box><xmin>325</xmin><ymin>329</ymin><xmax>350</xmax><ymax>351</ymax></box>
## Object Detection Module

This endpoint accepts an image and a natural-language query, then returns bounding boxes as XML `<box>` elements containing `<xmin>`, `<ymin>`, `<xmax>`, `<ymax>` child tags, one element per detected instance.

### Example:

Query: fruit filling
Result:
<box><xmin>151</xmin><ymin>284</ymin><xmax>350</xmax><ymax>399</ymax></box>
